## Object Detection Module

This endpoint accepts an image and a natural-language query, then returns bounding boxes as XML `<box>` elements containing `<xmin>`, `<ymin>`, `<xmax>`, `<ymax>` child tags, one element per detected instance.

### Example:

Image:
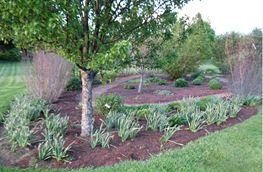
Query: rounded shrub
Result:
<box><xmin>124</xmin><ymin>84</ymin><xmax>136</xmax><ymax>90</ymax></box>
<box><xmin>208</xmin><ymin>78</ymin><xmax>222</xmax><ymax>90</ymax></box>
<box><xmin>192</xmin><ymin>75</ymin><xmax>205</xmax><ymax>85</ymax></box>
<box><xmin>174</xmin><ymin>78</ymin><xmax>188</xmax><ymax>87</ymax></box>
<box><xmin>95</xmin><ymin>94</ymin><xmax>123</xmax><ymax>116</ymax></box>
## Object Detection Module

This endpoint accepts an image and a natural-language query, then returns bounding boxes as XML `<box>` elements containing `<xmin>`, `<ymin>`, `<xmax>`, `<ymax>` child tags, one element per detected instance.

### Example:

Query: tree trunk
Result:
<box><xmin>138</xmin><ymin>71</ymin><xmax>144</xmax><ymax>93</ymax></box>
<box><xmin>80</xmin><ymin>69</ymin><xmax>95</xmax><ymax>137</ymax></box>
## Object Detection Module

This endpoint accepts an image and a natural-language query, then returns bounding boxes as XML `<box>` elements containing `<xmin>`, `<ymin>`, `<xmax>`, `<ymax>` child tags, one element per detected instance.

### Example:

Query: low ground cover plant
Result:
<box><xmin>154</xmin><ymin>90</ymin><xmax>174</xmax><ymax>96</ymax></box>
<box><xmin>95</xmin><ymin>94</ymin><xmax>123</xmax><ymax>116</ymax></box>
<box><xmin>208</xmin><ymin>78</ymin><xmax>222</xmax><ymax>89</ymax></box>
<box><xmin>174</xmin><ymin>78</ymin><xmax>188</xmax><ymax>87</ymax></box>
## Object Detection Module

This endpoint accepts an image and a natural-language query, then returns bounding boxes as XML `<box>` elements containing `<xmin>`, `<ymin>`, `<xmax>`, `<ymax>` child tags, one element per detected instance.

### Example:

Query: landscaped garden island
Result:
<box><xmin>0</xmin><ymin>0</ymin><xmax>261</xmax><ymax>171</ymax></box>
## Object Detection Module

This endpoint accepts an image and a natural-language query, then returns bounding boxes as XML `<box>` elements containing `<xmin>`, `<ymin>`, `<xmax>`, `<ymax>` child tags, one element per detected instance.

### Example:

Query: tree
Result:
<box><xmin>161</xmin><ymin>13</ymin><xmax>216</xmax><ymax>79</ymax></box>
<box><xmin>0</xmin><ymin>0</ymin><xmax>190</xmax><ymax>137</ymax></box>
<box><xmin>132</xmin><ymin>38</ymin><xmax>160</xmax><ymax>93</ymax></box>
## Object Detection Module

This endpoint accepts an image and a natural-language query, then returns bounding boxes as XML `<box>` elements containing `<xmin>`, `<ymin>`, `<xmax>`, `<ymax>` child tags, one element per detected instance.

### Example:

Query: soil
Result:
<box><xmin>0</xmin><ymin>75</ymin><xmax>257</xmax><ymax>169</ymax></box>
<box><xmin>106</xmin><ymin>78</ymin><xmax>230</xmax><ymax>105</ymax></box>
<box><xmin>9</xmin><ymin>92</ymin><xmax>257</xmax><ymax>169</ymax></box>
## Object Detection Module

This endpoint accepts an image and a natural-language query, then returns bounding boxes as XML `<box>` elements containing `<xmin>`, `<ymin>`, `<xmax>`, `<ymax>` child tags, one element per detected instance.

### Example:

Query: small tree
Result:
<box><xmin>161</xmin><ymin>13</ymin><xmax>216</xmax><ymax>79</ymax></box>
<box><xmin>132</xmin><ymin>39</ymin><xmax>160</xmax><ymax>93</ymax></box>
<box><xmin>0</xmin><ymin>0</ymin><xmax>190</xmax><ymax>136</ymax></box>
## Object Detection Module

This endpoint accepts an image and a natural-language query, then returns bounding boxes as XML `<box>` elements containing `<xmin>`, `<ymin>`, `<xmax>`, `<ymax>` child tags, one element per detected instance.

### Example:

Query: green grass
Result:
<box><xmin>0</xmin><ymin>61</ymin><xmax>25</xmax><ymax>116</ymax></box>
<box><xmin>1</xmin><ymin>108</ymin><xmax>261</xmax><ymax>172</ymax></box>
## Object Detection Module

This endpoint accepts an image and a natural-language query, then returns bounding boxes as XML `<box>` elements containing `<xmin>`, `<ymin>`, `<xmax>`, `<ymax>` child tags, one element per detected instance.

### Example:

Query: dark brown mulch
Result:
<box><xmin>12</xmin><ymin>91</ymin><xmax>258</xmax><ymax>169</ymax></box>
<box><xmin>107</xmin><ymin>80</ymin><xmax>230</xmax><ymax>105</ymax></box>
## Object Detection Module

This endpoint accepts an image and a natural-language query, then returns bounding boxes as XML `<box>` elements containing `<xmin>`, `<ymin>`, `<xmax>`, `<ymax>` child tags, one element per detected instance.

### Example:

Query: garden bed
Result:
<box><xmin>5</xmin><ymin>91</ymin><xmax>257</xmax><ymax>169</ymax></box>
<box><xmin>106</xmin><ymin>78</ymin><xmax>229</xmax><ymax>105</ymax></box>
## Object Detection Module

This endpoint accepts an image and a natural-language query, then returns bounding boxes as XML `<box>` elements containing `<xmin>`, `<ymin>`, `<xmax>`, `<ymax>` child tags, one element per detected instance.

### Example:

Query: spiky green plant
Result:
<box><xmin>160</xmin><ymin>126</ymin><xmax>181</xmax><ymax>143</ymax></box>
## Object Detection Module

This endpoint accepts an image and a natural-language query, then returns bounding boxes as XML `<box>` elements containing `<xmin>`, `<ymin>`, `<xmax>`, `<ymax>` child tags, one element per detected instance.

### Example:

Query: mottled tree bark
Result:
<box><xmin>80</xmin><ymin>70</ymin><xmax>95</xmax><ymax>137</ymax></box>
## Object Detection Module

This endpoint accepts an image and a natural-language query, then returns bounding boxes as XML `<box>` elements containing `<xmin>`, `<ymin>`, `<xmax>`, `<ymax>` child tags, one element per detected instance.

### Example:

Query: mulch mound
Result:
<box><xmin>12</xmin><ymin>91</ymin><xmax>258</xmax><ymax>169</ymax></box>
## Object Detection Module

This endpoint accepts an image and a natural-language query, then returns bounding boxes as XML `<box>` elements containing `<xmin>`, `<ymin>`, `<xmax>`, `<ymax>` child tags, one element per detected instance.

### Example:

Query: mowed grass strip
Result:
<box><xmin>0</xmin><ymin>108</ymin><xmax>261</xmax><ymax>172</ymax></box>
<box><xmin>0</xmin><ymin>61</ymin><xmax>25</xmax><ymax>114</ymax></box>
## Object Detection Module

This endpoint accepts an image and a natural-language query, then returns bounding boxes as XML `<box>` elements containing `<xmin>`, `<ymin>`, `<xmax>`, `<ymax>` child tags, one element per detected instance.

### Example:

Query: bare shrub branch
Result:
<box><xmin>225</xmin><ymin>35</ymin><xmax>262</xmax><ymax>96</ymax></box>
<box><xmin>25</xmin><ymin>51</ymin><xmax>73</xmax><ymax>102</ymax></box>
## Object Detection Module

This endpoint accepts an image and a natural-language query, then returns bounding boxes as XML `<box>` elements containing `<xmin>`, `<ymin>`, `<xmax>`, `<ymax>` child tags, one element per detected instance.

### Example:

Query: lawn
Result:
<box><xmin>1</xmin><ymin>107</ymin><xmax>261</xmax><ymax>172</ymax></box>
<box><xmin>0</xmin><ymin>61</ymin><xmax>25</xmax><ymax>116</ymax></box>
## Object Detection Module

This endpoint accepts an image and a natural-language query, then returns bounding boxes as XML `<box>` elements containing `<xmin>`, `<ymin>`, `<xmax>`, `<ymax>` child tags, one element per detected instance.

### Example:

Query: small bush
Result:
<box><xmin>117</xmin><ymin>115</ymin><xmax>141</xmax><ymax>142</ymax></box>
<box><xmin>174</xmin><ymin>78</ymin><xmax>188</xmax><ymax>87</ymax></box>
<box><xmin>208</xmin><ymin>78</ymin><xmax>222</xmax><ymax>90</ymax></box>
<box><xmin>124</xmin><ymin>84</ymin><xmax>136</xmax><ymax>90</ymax></box>
<box><xmin>0</xmin><ymin>48</ymin><xmax>21</xmax><ymax>61</ymax></box>
<box><xmin>192</xmin><ymin>75</ymin><xmax>205</xmax><ymax>85</ymax></box>
<box><xmin>66</xmin><ymin>76</ymin><xmax>81</xmax><ymax>91</ymax></box>
<box><xmin>95</xmin><ymin>94</ymin><xmax>123</xmax><ymax>116</ymax></box>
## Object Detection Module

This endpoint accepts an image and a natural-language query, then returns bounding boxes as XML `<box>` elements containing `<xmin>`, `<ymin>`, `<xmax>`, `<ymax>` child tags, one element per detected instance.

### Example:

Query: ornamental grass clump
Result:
<box><xmin>38</xmin><ymin>111</ymin><xmax>71</xmax><ymax>161</ymax></box>
<box><xmin>117</xmin><ymin>115</ymin><xmax>141</xmax><ymax>142</ymax></box>
<box><xmin>145</xmin><ymin>108</ymin><xmax>169</xmax><ymax>132</ymax></box>
<box><xmin>186</xmin><ymin>109</ymin><xmax>206</xmax><ymax>133</ymax></box>
<box><xmin>90</xmin><ymin>124</ymin><xmax>111</xmax><ymax>148</ymax></box>
<box><xmin>228</xmin><ymin>96</ymin><xmax>242</xmax><ymax>118</ymax></box>
<box><xmin>205</xmin><ymin>99</ymin><xmax>229</xmax><ymax>125</ymax></box>
<box><xmin>160</xmin><ymin>126</ymin><xmax>181</xmax><ymax>144</ymax></box>
<box><xmin>4</xmin><ymin>95</ymin><xmax>49</xmax><ymax>150</ymax></box>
